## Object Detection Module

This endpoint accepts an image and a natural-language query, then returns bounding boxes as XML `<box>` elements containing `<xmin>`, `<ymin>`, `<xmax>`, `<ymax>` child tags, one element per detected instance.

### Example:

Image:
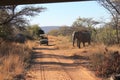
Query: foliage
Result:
<box><xmin>90</xmin><ymin>50</ymin><xmax>120</xmax><ymax>78</ymax></box>
<box><xmin>72</xmin><ymin>17</ymin><xmax>99</xmax><ymax>28</ymax></box>
<box><xmin>0</xmin><ymin>5</ymin><xmax>46</xmax><ymax>38</ymax></box>
<box><xmin>97</xmin><ymin>0</ymin><xmax>120</xmax><ymax>15</ymax></box>
<box><xmin>48</xmin><ymin>26</ymin><xmax>72</xmax><ymax>36</ymax></box>
<box><xmin>25</xmin><ymin>24</ymin><xmax>41</xmax><ymax>39</ymax></box>
<box><xmin>57</xmin><ymin>26</ymin><xmax>72</xmax><ymax>36</ymax></box>
<box><xmin>98</xmin><ymin>0</ymin><xmax>120</xmax><ymax>44</ymax></box>
<box><xmin>72</xmin><ymin>17</ymin><xmax>84</xmax><ymax>27</ymax></box>
<box><xmin>92</xmin><ymin>23</ymin><xmax>118</xmax><ymax>45</ymax></box>
<box><xmin>48</xmin><ymin>29</ymin><xmax>59</xmax><ymax>36</ymax></box>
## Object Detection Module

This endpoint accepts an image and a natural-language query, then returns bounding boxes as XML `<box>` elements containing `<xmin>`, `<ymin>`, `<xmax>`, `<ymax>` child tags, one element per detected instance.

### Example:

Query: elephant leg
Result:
<box><xmin>77</xmin><ymin>39</ymin><xmax>79</xmax><ymax>47</ymax></box>
<box><xmin>83</xmin><ymin>42</ymin><xmax>85</xmax><ymax>47</ymax></box>
<box><xmin>79</xmin><ymin>42</ymin><xmax>81</xmax><ymax>48</ymax></box>
<box><xmin>77</xmin><ymin>40</ymin><xmax>81</xmax><ymax>48</ymax></box>
<box><xmin>73</xmin><ymin>40</ymin><xmax>75</xmax><ymax>47</ymax></box>
<box><xmin>88</xmin><ymin>41</ymin><xmax>91</xmax><ymax>45</ymax></box>
<box><xmin>73</xmin><ymin>38</ymin><xmax>76</xmax><ymax>47</ymax></box>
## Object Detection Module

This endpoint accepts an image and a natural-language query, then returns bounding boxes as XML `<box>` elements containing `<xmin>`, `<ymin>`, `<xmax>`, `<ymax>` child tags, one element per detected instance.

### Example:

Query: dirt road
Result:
<box><xmin>26</xmin><ymin>36</ymin><xmax>101</xmax><ymax>80</ymax></box>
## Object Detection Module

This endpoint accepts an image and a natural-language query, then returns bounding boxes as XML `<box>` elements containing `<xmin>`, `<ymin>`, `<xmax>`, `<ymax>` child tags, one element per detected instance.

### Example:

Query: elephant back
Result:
<box><xmin>78</xmin><ymin>30</ymin><xmax>91</xmax><ymax>42</ymax></box>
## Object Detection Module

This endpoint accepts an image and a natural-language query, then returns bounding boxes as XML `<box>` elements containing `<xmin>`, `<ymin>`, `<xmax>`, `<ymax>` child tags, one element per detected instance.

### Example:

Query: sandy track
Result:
<box><xmin>26</xmin><ymin>36</ymin><xmax>101</xmax><ymax>80</ymax></box>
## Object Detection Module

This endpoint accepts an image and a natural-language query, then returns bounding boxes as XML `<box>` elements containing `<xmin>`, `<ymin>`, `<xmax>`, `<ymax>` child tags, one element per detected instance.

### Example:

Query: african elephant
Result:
<box><xmin>72</xmin><ymin>30</ymin><xmax>91</xmax><ymax>48</ymax></box>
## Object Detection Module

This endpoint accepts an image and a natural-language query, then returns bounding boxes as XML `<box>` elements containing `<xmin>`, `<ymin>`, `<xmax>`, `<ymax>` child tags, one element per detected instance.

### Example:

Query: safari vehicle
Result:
<box><xmin>39</xmin><ymin>34</ymin><xmax>48</xmax><ymax>45</ymax></box>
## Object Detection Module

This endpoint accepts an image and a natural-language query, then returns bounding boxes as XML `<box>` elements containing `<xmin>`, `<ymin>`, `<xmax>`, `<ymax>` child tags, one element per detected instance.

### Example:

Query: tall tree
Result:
<box><xmin>0</xmin><ymin>5</ymin><xmax>46</xmax><ymax>35</ymax></box>
<box><xmin>26</xmin><ymin>24</ymin><xmax>44</xmax><ymax>39</ymax></box>
<box><xmin>98</xmin><ymin>0</ymin><xmax>120</xmax><ymax>44</ymax></box>
<box><xmin>72</xmin><ymin>17</ymin><xmax>84</xmax><ymax>27</ymax></box>
<box><xmin>72</xmin><ymin>17</ymin><xmax>99</xmax><ymax>31</ymax></box>
<box><xmin>72</xmin><ymin>17</ymin><xmax>99</xmax><ymax>27</ymax></box>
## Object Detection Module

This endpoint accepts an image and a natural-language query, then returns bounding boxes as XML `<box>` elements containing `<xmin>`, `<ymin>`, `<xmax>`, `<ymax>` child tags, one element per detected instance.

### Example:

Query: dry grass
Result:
<box><xmin>88</xmin><ymin>44</ymin><xmax>120</xmax><ymax>78</ymax></box>
<box><xmin>0</xmin><ymin>40</ymin><xmax>36</xmax><ymax>80</ymax></box>
<box><xmin>25</xmin><ymin>40</ymin><xmax>36</xmax><ymax>49</ymax></box>
<box><xmin>0</xmin><ymin>55</ymin><xmax>24</xmax><ymax>79</ymax></box>
<box><xmin>48</xmin><ymin>35</ymin><xmax>120</xmax><ymax>56</ymax></box>
<box><xmin>50</xmin><ymin>36</ymin><xmax>73</xmax><ymax>50</ymax></box>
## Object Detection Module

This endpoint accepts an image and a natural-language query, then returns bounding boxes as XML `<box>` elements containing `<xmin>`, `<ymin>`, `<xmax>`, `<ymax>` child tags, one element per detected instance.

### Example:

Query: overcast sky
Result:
<box><xmin>26</xmin><ymin>1</ymin><xmax>111</xmax><ymax>27</ymax></box>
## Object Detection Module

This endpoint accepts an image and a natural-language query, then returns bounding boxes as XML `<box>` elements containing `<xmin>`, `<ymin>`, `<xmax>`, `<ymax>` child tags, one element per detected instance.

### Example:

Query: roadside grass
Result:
<box><xmin>0</xmin><ymin>40</ymin><xmax>36</xmax><ymax>80</ymax></box>
<box><xmin>89</xmin><ymin>44</ymin><xmax>120</xmax><ymax>78</ymax></box>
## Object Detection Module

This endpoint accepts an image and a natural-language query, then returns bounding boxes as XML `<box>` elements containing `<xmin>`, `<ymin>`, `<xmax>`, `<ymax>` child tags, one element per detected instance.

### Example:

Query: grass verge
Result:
<box><xmin>0</xmin><ymin>40</ymin><xmax>36</xmax><ymax>80</ymax></box>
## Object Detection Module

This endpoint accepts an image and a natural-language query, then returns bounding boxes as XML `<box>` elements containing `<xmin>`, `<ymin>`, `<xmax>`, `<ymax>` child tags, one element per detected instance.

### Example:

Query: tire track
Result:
<box><xmin>54</xmin><ymin>57</ymin><xmax>99</xmax><ymax>80</ymax></box>
<box><xmin>40</xmin><ymin>51</ymin><xmax>73</xmax><ymax>80</ymax></box>
<box><xmin>54</xmin><ymin>57</ymin><xmax>74</xmax><ymax>80</ymax></box>
<box><xmin>40</xmin><ymin>65</ymin><xmax>46</xmax><ymax>80</ymax></box>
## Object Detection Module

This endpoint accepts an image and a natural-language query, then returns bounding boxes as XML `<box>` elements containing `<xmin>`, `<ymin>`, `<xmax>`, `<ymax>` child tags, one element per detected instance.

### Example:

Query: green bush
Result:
<box><xmin>92</xmin><ymin>26</ymin><xmax>118</xmax><ymax>45</ymax></box>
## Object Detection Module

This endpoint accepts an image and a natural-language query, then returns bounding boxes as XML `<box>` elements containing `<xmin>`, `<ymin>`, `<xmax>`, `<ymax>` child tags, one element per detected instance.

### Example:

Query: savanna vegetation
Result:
<box><xmin>0</xmin><ymin>0</ymin><xmax>120</xmax><ymax>80</ymax></box>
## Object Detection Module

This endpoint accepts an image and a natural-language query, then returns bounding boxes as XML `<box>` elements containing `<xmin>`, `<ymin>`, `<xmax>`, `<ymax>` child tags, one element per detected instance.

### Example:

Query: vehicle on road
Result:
<box><xmin>39</xmin><ymin>34</ymin><xmax>48</xmax><ymax>45</ymax></box>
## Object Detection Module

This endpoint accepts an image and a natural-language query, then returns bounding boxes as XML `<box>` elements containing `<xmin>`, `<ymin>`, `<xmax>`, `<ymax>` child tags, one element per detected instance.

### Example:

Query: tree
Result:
<box><xmin>26</xmin><ymin>24</ymin><xmax>43</xmax><ymax>39</ymax></box>
<box><xmin>58</xmin><ymin>26</ymin><xmax>71</xmax><ymax>36</ymax></box>
<box><xmin>98</xmin><ymin>0</ymin><xmax>120</xmax><ymax>44</ymax></box>
<box><xmin>72</xmin><ymin>17</ymin><xmax>84</xmax><ymax>27</ymax></box>
<box><xmin>98</xmin><ymin>0</ymin><xmax>120</xmax><ymax>14</ymax></box>
<box><xmin>72</xmin><ymin>17</ymin><xmax>99</xmax><ymax>35</ymax></box>
<box><xmin>48</xmin><ymin>29</ymin><xmax>59</xmax><ymax>36</ymax></box>
<box><xmin>0</xmin><ymin>5</ymin><xmax>46</xmax><ymax>36</ymax></box>
<box><xmin>72</xmin><ymin>17</ymin><xmax>99</xmax><ymax>28</ymax></box>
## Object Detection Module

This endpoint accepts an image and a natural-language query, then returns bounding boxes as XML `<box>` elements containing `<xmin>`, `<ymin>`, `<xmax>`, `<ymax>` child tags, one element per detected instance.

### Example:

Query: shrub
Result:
<box><xmin>90</xmin><ymin>50</ymin><xmax>120</xmax><ymax>78</ymax></box>
<box><xmin>93</xmin><ymin>26</ymin><xmax>118</xmax><ymax>45</ymax></box>
<box><xmin>48</xmin><ymin>29</ymin><xmax>59</xmax><ymax>36</ymax></box>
